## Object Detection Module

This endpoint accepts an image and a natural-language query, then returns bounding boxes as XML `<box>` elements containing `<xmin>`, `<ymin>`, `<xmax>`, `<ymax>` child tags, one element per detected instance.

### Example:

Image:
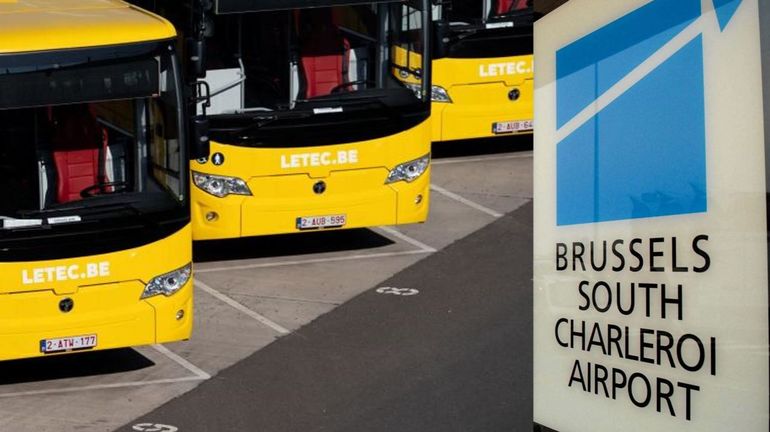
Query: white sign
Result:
<box><xmin>534</xmin><ymin>0</ymin><xmax>768</xmax><ymax>431</ymax></box>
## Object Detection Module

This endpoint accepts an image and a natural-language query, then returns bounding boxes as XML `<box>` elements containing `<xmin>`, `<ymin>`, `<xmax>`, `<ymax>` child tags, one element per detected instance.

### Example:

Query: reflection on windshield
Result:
<box><xmin>200</xmin><ymin>2</ymin><xmax>425</xmax><ymax>116</ymax></box>
<box><xmin>0</xmin><ymin>51</ymin><xmax>184</xmax><ymax>230</ymax></box>
<box><xmin>437</xmin><ymin>0</ymin><xmax>531</xmax><ymax>25</ymax></box>
<box><xmin>432</xmin><ymin>0</ymin><xmax>533</xmax><ymax>59</ymax></box>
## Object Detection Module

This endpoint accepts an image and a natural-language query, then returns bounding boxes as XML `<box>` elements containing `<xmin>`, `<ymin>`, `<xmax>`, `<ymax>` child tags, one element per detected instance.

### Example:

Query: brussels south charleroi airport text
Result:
<box><xmin>553</xmin><ymin>235</ymin><xmax>715</xmax><ymax>420</ymax></box>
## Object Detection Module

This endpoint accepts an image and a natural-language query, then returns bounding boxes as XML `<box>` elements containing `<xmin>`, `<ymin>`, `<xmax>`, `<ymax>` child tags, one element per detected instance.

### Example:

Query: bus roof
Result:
<box><xmin>0</xmin><ymin>0</ymin><xmax>176</xmax><ymax>54</ymax></box>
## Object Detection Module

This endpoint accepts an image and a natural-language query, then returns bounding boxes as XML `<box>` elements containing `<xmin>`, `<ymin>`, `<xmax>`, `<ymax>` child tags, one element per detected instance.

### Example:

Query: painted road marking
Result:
<box><xmin>195</xmin><ymin>249</ymin><xmax>431</xmax><ymax>274</ymax></box>
<box><xmin>151</xmin><ymin>345</ymin><xmax>210</xmax><ymax>380</ymax></box>
<box><xmin>195</xmin><ymin>279</ymin><xmax>291</xmax><ymax>335</ymax></box>
<box><xmin>375</xmin><ymin>226</ymin><xmax>437</xmax><ymax>253</ymax></box>
<box><xmin>132</xmin><ymin>424</ymin><xmax>178</xmax><ymax>432</ymax></box>
<box><xmin>430</xmin><ymin>184</ymin><xmax>504</xmax><ymax>218</ymax></box>
<box><xmin>376</xmin><ymin>287</ymin><xmax>419</xmax><ymax>296</ymax></box>
<box><xmin>245</xmin><ymin>294</ymin><xmax>342</xmax><ymax>306</ymax></box>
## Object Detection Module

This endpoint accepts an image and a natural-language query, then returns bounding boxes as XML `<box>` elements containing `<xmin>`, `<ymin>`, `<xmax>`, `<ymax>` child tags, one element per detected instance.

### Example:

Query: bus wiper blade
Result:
<box><xmin>209</xmin><ymin>114</ymin><xmax>278</xmax><ymax>133</ymax></box>
<box><xmin>444</xmin><ymin>28</ymin><xmax>480</xmax><ymax>44</ymax></box>
<box><xmin>20</xmin><ymin>199</ymin><xmax>143</xmax><ymax>216</ymax></box>
<box><xmin>18</xmin><ymin>201</ymin><xmax>159</xmax><ymax>228</ymax></box>
<box><xmin>6</xmin><ymin>202</ymin><xmax>146</xmax><ymax>230</ymax></box>
<box><xmin>222</xmin><ymin>111</ymin><xmax>314</xmax><ymax>135</ymax></box>
<box><xmin>80</xmin><ymin>202</ymin><xmax>161</xmax><ymax>228</ymax></box>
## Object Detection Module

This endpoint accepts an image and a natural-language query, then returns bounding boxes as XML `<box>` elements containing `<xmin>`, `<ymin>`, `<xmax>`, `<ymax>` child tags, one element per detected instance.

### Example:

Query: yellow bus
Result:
<box><xmin>0</xmin><ymin>0</ymin><xmax>205</xmax><ymax>361</ymax></box>
<box><xmin>135</xmin><ymin>0</ymin><xmax>433</xmax><ymax>239</ymax></box>
<box><xmin>430</xmin><ymin>0</ymin><xmax>533</xmax><ymax>142</ymax></box>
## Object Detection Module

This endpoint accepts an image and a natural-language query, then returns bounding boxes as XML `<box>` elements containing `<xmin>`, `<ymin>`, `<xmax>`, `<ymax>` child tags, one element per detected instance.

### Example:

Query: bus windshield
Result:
<box><xmin>0</xmin><ymin>42</ymin><xmax>188</xmax><ymax>260</ymax></box>
<box><xmin>200</xmin><ymin>1</ymin><xmax>429</xmax><ymax>120</ymax></box>
<box><xmin>432</xmin><ymin>0</ymin><xmax>532</xmax><ymax>59</ymax></box>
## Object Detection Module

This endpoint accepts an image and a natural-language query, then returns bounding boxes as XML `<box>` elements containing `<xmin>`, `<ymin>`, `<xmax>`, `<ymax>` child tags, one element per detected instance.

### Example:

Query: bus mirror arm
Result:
<box><xmin>195</xmin><ymin>80</ymin><xmax>212</xmax><ymax>112</ymax></box>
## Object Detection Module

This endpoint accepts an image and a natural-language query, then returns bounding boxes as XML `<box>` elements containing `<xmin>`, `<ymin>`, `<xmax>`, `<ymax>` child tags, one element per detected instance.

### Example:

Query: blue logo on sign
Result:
<box><xmin>555</xmin><ymin>0</ymin><xmax>743</xmax><ymax>226</ymax></box>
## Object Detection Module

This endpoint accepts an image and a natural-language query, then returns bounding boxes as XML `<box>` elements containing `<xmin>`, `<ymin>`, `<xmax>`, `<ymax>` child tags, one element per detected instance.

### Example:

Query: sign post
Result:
<box><xmin>533</xmin><ymin>0</ymin><xmax>769</xmax><ymax>430</ymax></box>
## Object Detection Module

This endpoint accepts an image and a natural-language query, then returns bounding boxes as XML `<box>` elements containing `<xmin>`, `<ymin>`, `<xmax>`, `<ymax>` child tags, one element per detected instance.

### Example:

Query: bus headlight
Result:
<box><xmin>431</xmin><ymin>85</ymin><xmax>452</xmax><ymax>103</ymax></box>
<box><xmin>192</xmin><ymin>171</ymin><xmax>252</xmax><ymax>198</ymax></box>
<box><xmin>141</xmin><ymin>263</ymin><xmax>192</xmax><ymax>299</ymax></box>
<box><xmin>386</xmin><ymin>153</ymin><xmax>431</xmax><ymax>184</ymax></box>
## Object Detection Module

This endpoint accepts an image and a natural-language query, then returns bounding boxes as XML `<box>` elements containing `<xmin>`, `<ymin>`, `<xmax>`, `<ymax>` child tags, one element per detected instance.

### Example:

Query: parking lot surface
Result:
<box><xmin>0</xmin><ymin>137</ymin><xmax>533</xmax><ymax>432</ymax></box>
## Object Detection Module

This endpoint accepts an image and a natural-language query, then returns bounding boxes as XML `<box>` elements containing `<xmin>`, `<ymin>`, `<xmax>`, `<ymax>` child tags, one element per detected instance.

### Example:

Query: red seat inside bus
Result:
<box><xmin>297</xmin><ymin>9</ymin><xmax>350</xmax><ymax>98</ymax></box>
<box><xmin>50</xmin><ymin>106</ymin><xmax>108</xmax><ymax>203</ymax></box>
<box><xmin>495</xmin><ymin>0</ymin><xmax>529</xmax><ymax>14</ymax></box>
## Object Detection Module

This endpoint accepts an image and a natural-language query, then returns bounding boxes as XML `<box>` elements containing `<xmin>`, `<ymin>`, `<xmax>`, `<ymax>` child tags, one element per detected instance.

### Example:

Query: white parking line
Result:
<box><xmin>195</xmin><ymin>249</ymin><xmax>432</xmax><ymax>274</ymax></box>
<box><xmin>432</xmin><ymin>152</ymin><xmax>532</xmax><ymax>165</ymax></box>
<box><xmin>0</xmin><ymin>376</ymin><xmax>205</xmax><ymax>398</ymax></box>
<box><xmin>195</xmin><ymin>279</ymin><xmax>291</xmax><ymax>335</ymax></box>
<box><xmin>430</xmin><ymin>184</ymin><xmax>504</xmax><ymax>218</ymax></box>
<box><xmin>151</xmin><ymin>345</ymin><xmax>210</xmax><ymax>380</ymax></box>
<box><xmin>375</xmin><ymin>226</ymin><xmax>437</xmax><ymax>252</ymax></box>
<box><xmin>245</xmin><ymin>294</ymin><xmax>342</xmax><ymax>306</ymax></box>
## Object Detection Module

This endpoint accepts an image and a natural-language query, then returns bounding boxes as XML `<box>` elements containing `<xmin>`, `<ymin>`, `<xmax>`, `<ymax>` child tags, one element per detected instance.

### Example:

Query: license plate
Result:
<box><xmin>296</xmin><ymin>214</ymin><xmax>347</xmax><ymax>230</ymax></box>
<box><xmin>493</xmin><ymin>119</ymin><xmax>534</xmax><ymax>134</ymax></box>
<box><xmin>40</xmin><ymin>334</ymin><xmax>97</xmax><ymax>354</ymax></box>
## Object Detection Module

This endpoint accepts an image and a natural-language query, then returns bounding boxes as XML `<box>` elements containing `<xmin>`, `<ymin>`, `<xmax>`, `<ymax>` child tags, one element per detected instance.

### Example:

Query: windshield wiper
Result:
<box><xmin>74</xmin><ymin>202</ymin><xmax>162</xmax><ymax>229</ymax></box>
<box><xmin>18</xmin><ymin>201</ymin><xmax>160</xmax><ymax>228</ymax></box>
<box><xmin>213</xmin><ymin>111</ymin><xmax>314</xmax><ymax>135</ymax></box>
<box><xmin>19</xmin><ymin>199</ymin><xmax>143</xmax><ymax>217</ymax></box>
<box><xmin>210</xmin><ymin>113</ymin><xmax>278</xmax><ymax>133</ymax></box>
<box><xmin>443</xmin><ymin>26</ymin><xmax>482</xmax><ymax>44</ymax></box>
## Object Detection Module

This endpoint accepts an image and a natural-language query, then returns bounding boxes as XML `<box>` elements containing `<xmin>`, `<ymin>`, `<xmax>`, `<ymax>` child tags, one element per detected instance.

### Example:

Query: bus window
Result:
<box><xmin>0</xmin><ymin>43</ymin><xmax>187</xmax><ymax>241</ymax></box>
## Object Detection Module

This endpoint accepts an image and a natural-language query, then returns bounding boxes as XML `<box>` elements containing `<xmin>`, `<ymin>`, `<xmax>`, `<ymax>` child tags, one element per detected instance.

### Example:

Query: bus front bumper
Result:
<box><xmin>0</xmin><ymin>281</ymin><xmax>192</xmax><ymax>361</ymax></box>
<box><xmin>431</xmin><ymin>81</ymin><xmax>533</xmax><ymax>142</ymax></box>
<box><xmin>191</xmin><ymin>168</ymin><xmax>431</xmax><ymax>240</ymax></box>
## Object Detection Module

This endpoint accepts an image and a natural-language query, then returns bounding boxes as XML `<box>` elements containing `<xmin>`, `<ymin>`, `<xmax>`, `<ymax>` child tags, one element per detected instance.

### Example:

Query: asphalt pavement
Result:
<box><xmin>117</xmin><ymin>201</ymin><xmax>534</xmax><ymax>432</ymax></box>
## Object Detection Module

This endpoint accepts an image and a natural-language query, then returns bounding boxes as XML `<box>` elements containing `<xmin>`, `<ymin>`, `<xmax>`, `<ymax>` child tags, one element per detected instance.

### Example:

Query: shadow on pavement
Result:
<box><xmin>431</xmin><ymin>134</ymin><xmax>532</xmax><ymax>159</ymax></box>
<box><xmin>0</xmin><ymin>349</ymin><xmax>154</xmax><ymax>386</ymax></box>
<box><xmin>193</xmin><ymin>228</ymin><xmax>396</xmax><ymax>263</ymax></box>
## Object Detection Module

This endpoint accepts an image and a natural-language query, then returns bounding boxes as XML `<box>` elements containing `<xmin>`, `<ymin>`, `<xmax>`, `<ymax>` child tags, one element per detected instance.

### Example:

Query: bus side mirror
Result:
<box><xmin>187</xmin><ymin>38</ymin><xmax>207</xmax><ymax>79</ymax></box>
<box><xmin>190</xmin><ymin>115</ymin><xmax>210</xmax><ymax>161</ymax></box>
<box><xmin>432</xmin><ymin>21</ymin><xmax>448</xmax><ymax>58</ymax></box>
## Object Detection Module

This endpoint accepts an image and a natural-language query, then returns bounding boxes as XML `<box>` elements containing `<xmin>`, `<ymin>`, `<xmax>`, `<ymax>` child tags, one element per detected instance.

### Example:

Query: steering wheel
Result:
<box><xmin>80</xmin><ymin>181</ymin><xmax>129</xmax><ymax>198</ymax></box>
<box><xmin>330</xmin><ymin>80</ymin><xmax>373</xmax><ymax>94</ymax></box>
